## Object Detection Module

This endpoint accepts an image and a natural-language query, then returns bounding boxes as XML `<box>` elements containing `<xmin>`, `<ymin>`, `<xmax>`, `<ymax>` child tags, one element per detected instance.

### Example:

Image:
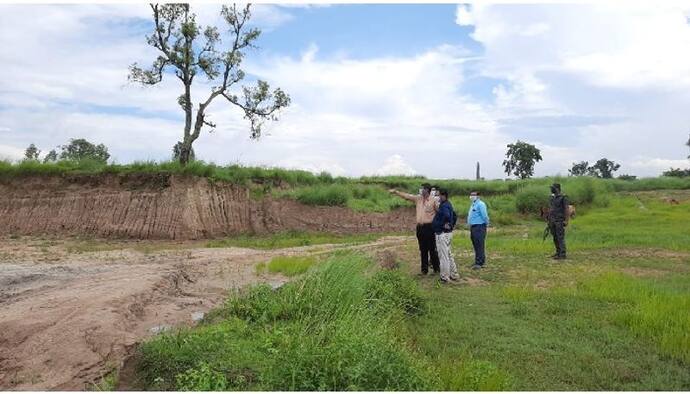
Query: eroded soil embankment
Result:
<box><xmin>0</xmin><ymin>174</ymin><xmax>414</xmax><ymax>239</ymax></box>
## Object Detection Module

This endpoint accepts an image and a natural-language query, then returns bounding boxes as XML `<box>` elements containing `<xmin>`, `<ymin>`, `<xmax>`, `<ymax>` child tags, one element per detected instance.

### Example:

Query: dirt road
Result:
<box><xmin>0</xmin><ymin>236</ymin><xmax>411</xmax><ymax>390</ymax></box>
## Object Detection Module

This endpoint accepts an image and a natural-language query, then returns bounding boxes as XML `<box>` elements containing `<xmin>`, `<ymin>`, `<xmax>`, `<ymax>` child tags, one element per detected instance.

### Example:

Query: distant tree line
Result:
<box><xmin>24</xmin><ymin>138</ymin><xmax>110</xmax><ymax>163</ymax></box>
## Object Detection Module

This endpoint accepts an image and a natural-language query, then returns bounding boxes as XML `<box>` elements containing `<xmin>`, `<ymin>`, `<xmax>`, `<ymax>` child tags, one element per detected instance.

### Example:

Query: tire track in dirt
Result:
<box><xmin>0</xmin><ymin>236</ymin><xmax>412</xmax><ymax>390</ymax></box>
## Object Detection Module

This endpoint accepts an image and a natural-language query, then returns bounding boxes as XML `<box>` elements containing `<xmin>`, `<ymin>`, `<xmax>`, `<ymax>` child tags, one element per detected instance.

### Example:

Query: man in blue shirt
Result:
<box><xmin>467</xmin><ymin>191</ymin><xmax>489</xmax><ymax>269</ymax></box>
<box><xmin>432</xmin><ymin>189</ymin><xmax>459</xmax><ymax>283</ymax></box>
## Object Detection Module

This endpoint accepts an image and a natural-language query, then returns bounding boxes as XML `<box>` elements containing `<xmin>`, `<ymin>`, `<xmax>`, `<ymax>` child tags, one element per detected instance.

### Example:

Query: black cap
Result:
<box><xmin>551</xmin><ymin>183</ymin><xmax>561</xmax><ymax>191</ymax></box>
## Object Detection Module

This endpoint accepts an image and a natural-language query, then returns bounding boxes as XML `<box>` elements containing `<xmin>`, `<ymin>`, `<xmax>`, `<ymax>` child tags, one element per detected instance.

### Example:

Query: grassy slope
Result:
<box><xmin>132</xmin><ymin>190</ymin><xmax>690</xmax><ymax>390</ymax></box>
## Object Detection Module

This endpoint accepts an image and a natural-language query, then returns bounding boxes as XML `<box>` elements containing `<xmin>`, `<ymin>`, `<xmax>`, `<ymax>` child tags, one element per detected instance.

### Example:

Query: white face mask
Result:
<box><xmin>470</xmin><ymin>195</ymin><xmax>477</xmax><ymax>201</ymax></box>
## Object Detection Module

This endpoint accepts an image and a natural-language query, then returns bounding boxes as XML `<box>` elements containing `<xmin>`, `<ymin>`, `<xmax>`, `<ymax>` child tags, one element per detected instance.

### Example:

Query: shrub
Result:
<box><xmin>515</xmin><ymin>185</ymin><xmax>548</xmax><ymax>214</ymax></box>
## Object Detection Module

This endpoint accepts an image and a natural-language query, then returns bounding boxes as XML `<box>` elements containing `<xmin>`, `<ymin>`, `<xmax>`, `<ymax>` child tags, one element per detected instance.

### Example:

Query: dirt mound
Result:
<box><xmin>0</xmin><ymin>174</ymin><xmax>414</xmax><ymax>239</ymax></box>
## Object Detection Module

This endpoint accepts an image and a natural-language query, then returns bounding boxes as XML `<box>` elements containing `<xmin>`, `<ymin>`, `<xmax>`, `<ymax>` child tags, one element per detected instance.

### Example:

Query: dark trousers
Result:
<box><xmin>549</xmin><ymin>221</ymin><xmax>567</xmax><ymax>257</ymax></box>
<box><xmin>416</xmin><ymin>223</ymin><xmax>440</xmax><ymax>273</ymax></box>
<box><xmin>470</xmin><ymin>224</ymin><xmax>487</xmax><ymax>266</ymax></box>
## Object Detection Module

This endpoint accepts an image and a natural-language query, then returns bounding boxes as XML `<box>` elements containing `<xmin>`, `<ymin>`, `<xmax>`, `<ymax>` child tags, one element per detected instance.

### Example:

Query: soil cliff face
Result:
<box><xmin>0</xmin><ymin>174</ymin><xmax>415</xmax><ymax>239</ymax></box>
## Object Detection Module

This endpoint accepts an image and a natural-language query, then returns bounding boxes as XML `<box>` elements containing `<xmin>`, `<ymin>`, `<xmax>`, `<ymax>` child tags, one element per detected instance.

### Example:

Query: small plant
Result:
<box><xmin>175</xmin><ymin>362</ymin><xmax>228</xmax><ymax>391</ymax></box>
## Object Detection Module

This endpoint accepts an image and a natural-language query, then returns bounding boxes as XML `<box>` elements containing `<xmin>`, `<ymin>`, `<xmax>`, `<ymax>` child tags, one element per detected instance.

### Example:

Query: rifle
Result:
<box><xmin>542</xmin><ymin>224</ymin><xmax>550</xmax><ymax>241</ymax></box>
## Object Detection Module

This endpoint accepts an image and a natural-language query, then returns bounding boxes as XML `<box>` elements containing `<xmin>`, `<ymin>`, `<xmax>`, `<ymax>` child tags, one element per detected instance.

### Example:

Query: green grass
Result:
<box><xmin>206</xmin><ymin>231</ymin><xmax>382</xmax><ymax>250</ymax></box>
<box><xmin>137</xmin><ymin>253</ymin><xmax>435</xmax><ymax>391</ymax></box>
<box><xmin>130</xmin><ymin>190</ymin><xmax>690</xmax><ymax>391</ymax></box>
<box><xmin>256</xmin><ymin>255</ymin><xmax>318</xmax><ymax>276</ymax></box>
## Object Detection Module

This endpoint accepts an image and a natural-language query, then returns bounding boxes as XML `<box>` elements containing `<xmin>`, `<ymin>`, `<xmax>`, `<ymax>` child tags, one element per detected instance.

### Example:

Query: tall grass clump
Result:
<box><xmin>138</xmin><ymin>252</ymin><xmax>435</xmax><ymax>391</ymax></box>
<box><xmin>293</xmin><ymin>184</ymin><xmax>350</xmax><ymax>206</ymax></box>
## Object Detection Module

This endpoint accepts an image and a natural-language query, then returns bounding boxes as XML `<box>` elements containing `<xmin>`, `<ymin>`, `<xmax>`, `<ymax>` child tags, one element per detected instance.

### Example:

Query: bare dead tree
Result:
<box><xmin>129</xmin><ymin>3</ymin><xmax>290</xmax><ymax>165</ymax></box>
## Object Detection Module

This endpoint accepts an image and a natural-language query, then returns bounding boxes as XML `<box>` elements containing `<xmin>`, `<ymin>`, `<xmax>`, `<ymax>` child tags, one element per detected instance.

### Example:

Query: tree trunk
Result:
<box><xmin>178</xmin><ymin>141</ymin><xmax>193</xmax><ymax>165</ymax></box>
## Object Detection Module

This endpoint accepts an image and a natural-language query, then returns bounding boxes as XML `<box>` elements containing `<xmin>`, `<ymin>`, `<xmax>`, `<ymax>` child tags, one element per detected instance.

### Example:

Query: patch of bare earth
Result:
<box><xmin>0</xmin><ymin>235</ymin><xmax>412</xmax><ymax>390</ymax></box>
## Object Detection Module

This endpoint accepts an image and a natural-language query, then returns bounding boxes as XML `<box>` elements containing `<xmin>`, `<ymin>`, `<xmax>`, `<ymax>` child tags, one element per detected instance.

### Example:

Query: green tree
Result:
<box><xmin>663</xmin><ymin>168</ymin><xmax>690</xmax><ymax>177</ymax></box>
<box><xmin>502</xmin><ymin>140</ymin><xmax>543</xmax><ymax>179</ymax></box>
<box><xmin>43</xmin><ymin>149</ymin><xmax>58</xmax><ymax>163</ymax></box>
<box><xmin>129</xmin><ymin>4</ymin><xmax>290</xmax><ymax>165</ymax></box>
<box><xmin>24</xmin><ymin>143</ymin><xmax>41</xmax><ymax>161</ymax></box>
<box><xmin>59</xmin><ymin>138</ymin><xmax>110</xmax><ymax>163</ymax></box>
<box><xmin>172</xmin><ymin>141</ymin><xmax>195</xmax><ymax>162</ymax></box>
<box><xmin>588</xmin><ymin>158</ymin><xmax>620</xmax><ymax>178</ymax></box>
<box><xmin>568</xmin><ymin>161</ymin><xmax>589</xmax><ymax>176</ymax></box>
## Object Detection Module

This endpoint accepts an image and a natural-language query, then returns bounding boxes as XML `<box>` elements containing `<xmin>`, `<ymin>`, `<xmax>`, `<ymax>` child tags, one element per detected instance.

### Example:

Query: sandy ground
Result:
<box><xmin>0</xmin><ymin>235</ymin><xmax>412</xmax><ymax>390</ymax></box>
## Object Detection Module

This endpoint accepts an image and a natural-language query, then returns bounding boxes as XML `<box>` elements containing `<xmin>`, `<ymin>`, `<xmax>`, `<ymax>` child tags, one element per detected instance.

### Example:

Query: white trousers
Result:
<box><xmin>435</xmin><ymin>232</ymin><xmax>459</xmax><ymax>281</ymax></box>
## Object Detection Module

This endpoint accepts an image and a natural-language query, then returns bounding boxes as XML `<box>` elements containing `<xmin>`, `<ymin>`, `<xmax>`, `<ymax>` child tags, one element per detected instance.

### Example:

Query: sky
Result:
<box><xmin>1</xmin><ymin>2</ymin><xmax>690</xmax><ymax>179</ymax></box>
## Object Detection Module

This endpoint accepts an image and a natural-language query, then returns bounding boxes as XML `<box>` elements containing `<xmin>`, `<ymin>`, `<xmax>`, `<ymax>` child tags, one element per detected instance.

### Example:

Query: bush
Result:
<box><xmin>515</xmin><ymin>185</ymin><xmax>548</xmax><ymax>215</ymax></box>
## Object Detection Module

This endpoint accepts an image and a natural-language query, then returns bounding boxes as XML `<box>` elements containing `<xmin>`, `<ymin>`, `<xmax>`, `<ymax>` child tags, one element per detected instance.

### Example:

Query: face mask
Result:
<box><xmin>419</xmin><ymin>188</ymin><xmax>424</xmax><ymax>195</ymax></box>
<box><xmin>469</xmin><ymin>195</ymin><xmax>477</xmax><ymax>201</ymax></box>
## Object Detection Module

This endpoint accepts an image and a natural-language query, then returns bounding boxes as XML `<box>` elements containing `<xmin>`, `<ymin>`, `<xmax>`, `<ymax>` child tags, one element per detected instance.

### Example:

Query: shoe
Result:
<box><xmin>471</xmin><ymin>264</ymin><xmax>482</xmax><ymax>270</ymax></box>
<box><xmin>418</xmin><ymin>272</ymin><xmax>428</xmax><ymax>276</ymax></box>
<box><xmin>553</xmin><ymin>255</ymin><xmax>566</xmax><ymax>260</ymax></box>
<box><xmin>551</xmin><ymin>254</ymin><xmax>560</xmax><ymax>259</ymax></box>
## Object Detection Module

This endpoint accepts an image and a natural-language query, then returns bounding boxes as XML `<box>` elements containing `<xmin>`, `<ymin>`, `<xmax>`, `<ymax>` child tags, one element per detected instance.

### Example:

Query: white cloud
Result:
<box><xmin>455</xmin><ymin>4</ymin><xmax>474</xmax><ymax>26</ymax></box>
<box><xmin>1</xmin><ymin>4</ymin><xmax>689</xmax><ymax>181</ymax></box>
<box><xmin>629</xmin><ymin>158</ymin><xmax>690</xmax><ymax>174</ymax></box>
<box><xmin>457</xmin><ymin>3</ymin><xmax>690</xmax><ymax>177</ymax></box>
<box><xmin>375</xmin><ymin>154</ymin><xmax>416</xmax><ymax>176</ymax></box>
<box><xmin>0</xmin><ymin>144</ymin><xmax>24</xmax><ymax>161</ymax></box>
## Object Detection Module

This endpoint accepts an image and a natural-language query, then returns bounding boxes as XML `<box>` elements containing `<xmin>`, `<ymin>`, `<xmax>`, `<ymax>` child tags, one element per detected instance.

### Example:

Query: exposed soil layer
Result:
<box><xmin>0</xmin><ymin>235</ymin><xmax>413</xmax><ymax>390</ymax></box>
<box><xmin>0</xmin><ymin>174</ymin><xmax>415</xmax><ymax>239</ymax></box>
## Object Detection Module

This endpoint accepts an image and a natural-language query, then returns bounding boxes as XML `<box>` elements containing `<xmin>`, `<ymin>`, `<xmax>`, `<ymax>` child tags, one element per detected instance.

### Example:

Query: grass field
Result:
<box><xmin>206</xmin><ymin>231</ymin><xmax>382</xmax><ymax>249</ymax></box>
<box><xmin>130</xmin><ymin>189</ymin><xmax>690</xmax><ymax>390</ymax></box>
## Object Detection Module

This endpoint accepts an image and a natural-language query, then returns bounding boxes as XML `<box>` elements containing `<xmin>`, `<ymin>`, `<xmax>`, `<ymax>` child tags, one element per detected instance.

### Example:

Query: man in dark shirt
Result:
<box><xmin>548</xmin><ymin>183</ymin><xmax>569</xmax><ymax>259</ymax></box>
<box><xmin>432</xmin><ymin>189</ymin><xmax>459</xmax><ymax>283</ymax></box>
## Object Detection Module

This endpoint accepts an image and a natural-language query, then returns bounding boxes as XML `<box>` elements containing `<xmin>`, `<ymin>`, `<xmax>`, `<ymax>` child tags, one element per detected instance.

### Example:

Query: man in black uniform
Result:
<box><xmin>548</xmin><ymin>183</ymin><xmax>568</xmax><ymax>260</ymax></box>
